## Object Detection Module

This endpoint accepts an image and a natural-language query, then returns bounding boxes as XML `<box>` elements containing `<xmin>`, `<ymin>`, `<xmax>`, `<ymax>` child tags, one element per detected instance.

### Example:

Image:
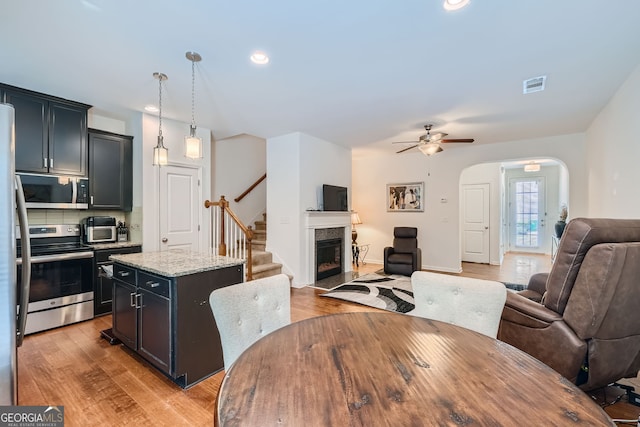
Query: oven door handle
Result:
<box><xmin>16</xmin><ymin>251</ymin><xmax>94</xmax><ymax>265</ymax></box>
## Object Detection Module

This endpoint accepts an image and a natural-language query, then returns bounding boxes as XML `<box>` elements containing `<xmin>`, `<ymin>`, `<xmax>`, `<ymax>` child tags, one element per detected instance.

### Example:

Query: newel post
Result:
<box><xmin>218</xmin><ymin>195</ymin><xmax>228</xmax><ymax>256</ymax></box>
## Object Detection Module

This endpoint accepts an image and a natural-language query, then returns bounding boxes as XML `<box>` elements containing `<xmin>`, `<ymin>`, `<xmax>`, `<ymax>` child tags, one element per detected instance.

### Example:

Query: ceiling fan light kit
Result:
<box><xmin>393</xmin><ymin>124</ymin><xmax>474</xmax><ymax>155</ymax></box>
<box><xmin>418</xmin><ymin>143</ymin><xmax>443</xmax><ymax>156</ymax></box>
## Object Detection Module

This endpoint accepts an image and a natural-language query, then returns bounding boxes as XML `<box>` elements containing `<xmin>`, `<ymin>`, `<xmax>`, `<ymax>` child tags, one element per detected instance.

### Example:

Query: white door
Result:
<box><xmin>508</xmin><ymin>177</ymin><xmax>546</xmax><ymax>253</ymax></box>
<box><xmin>462</xmin><ymin>183</ymin><xmax>490</xmax><ymax>263</ymax></box>
<box><xmin>159</xmin><ymin>165</ymin><xmax>201</xmax><ymax>251</ymax></box>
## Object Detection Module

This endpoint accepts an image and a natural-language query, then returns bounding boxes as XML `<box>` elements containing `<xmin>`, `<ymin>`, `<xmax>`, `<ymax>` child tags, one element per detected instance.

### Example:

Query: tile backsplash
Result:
<box><xmin>15</xmin><ymin>208</ymin><xmax>143</xmax><ymax>243</ymax></box>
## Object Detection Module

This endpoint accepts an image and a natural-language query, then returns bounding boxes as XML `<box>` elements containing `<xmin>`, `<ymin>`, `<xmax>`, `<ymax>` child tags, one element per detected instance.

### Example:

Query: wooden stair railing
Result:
<box><xmin>204</xmin><ymin>196</ymin><xmax>255</xmax><ymax>281</ymax></box>
<box><xmin>234</xmin><ymin>173</ymin><xmax>266</xmax><ymax>203</ymax></box>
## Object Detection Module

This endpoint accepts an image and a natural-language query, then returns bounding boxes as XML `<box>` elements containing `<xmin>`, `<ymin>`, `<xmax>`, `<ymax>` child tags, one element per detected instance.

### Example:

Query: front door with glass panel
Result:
<box><xmin>508</xmin><ymin>177</ymin><xmax>546</xmax><ymax>253</ymax></box>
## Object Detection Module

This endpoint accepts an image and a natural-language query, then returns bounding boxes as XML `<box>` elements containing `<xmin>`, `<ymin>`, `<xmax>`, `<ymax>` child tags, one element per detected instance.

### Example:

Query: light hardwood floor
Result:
<box><xmin>17</xmin><ymin>253</ymin><xmax>637</xmax><ymax>425</ymax></box>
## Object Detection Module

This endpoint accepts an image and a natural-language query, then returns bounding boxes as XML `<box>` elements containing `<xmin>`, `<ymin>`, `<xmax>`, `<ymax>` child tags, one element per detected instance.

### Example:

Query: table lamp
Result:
<box><xmin>351</xmin><ymin>211</ymin><xmax>362</xmax><ymax>245</ymax></box>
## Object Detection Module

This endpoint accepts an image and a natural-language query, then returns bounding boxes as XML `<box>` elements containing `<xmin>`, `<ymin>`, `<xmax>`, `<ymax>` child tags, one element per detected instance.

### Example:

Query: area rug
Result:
<box><xmin>320</xmin><ymin>273</ymin><xmax>416</xmax><ymax>314</ymax></box>
<box><xmin>320</xmin><ymin>273</ymin><xmax>526</xmax><ymax>314</ymax></box>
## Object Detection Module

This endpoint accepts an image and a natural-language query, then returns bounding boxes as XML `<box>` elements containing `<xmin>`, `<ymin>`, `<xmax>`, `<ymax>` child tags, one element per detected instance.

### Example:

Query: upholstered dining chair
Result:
<box><xmin>411</xmin><ymin>271</ymin><xmax>507</xmax><ymax>338</ymax></box>
<box><xmin>209</xmin><ymin>273</ymin><xmax>291</xmax><ymax>370</ymax></box>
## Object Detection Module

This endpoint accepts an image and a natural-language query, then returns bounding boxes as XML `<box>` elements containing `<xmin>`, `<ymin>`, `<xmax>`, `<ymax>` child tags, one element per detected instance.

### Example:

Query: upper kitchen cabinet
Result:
<box><xmin>1</xmin><ymin>84</ymin><xmax>90</xmax><ymax>176</ymax></box>
<box><xmin>88</xmin><ymin>129</ymin><xmax>133</xmax><ymax>211</ymax></box>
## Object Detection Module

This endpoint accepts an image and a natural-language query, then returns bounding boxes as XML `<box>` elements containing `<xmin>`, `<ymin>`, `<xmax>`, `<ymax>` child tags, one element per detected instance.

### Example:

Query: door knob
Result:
<box><xmin>484</xmin><ymin>226</ymin><xmax>489</xmax><ymax>230</ymax></box>
<box><xmin>161</xmin><ymin>238</ymin><xmax>168</xmax><ymax>243</ymax></box>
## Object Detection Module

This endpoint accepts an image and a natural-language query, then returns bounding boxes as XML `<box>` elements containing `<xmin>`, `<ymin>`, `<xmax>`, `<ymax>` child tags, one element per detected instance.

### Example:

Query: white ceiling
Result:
<box><xmin>2</xmin><ymin>1</ymin><xmax>640</xmax><ymax>155</ymax></box>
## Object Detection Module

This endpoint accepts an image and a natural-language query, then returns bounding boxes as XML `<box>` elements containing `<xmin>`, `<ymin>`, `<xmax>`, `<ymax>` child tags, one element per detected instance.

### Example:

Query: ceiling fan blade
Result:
<box><xmin>396</xmin><ymin>144</ymin><xmax>419</xmax><ymax>154</ymax></box>
<box><xmin>392</xmin><ymin>141</ymin><xmax>420</xmax><ymax>144</ymax></box>
<box><xmin>441</xmin><ymin>138</ymin><xmax>474</xmax><ymax>143</ymax></box>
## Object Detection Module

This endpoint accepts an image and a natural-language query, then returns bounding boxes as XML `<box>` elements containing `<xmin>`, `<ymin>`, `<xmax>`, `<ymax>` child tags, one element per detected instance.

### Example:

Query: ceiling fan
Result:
<box><xmin>393</xmin><ymin>124</ymin><xmax>474</xmax><ymax>155</ymax></box>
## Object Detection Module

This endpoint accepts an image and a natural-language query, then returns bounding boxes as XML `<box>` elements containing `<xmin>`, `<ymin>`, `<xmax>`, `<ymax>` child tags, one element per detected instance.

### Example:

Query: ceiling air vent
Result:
<box><xmin>523</xmin><ymin>75</ymin><xmax>546</xmax><ymax>94</ymax></box>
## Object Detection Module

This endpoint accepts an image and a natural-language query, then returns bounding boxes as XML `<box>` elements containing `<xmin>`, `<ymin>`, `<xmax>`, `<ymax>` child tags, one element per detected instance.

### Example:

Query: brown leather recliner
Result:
<box><xmin>498</xmin><ymin>218</ymin><xmax>640</xmax><ymax>391</ymax></box>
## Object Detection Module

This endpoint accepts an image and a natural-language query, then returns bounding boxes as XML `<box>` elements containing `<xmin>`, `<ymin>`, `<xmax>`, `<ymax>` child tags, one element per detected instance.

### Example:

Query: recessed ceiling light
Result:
<box><xmin>250</xmin><ymin>51</ymin><xmax>270</xmax><ymax>65</ymax></box>
<box><xmin>144</xmin><ymin>105</ymin><xmax>159</xmax><ymax>112</ymax></box>
<box><xmin>443</xmin><ymin>0</ymin><xmax>470</xmax><ymax>11</ymax></box>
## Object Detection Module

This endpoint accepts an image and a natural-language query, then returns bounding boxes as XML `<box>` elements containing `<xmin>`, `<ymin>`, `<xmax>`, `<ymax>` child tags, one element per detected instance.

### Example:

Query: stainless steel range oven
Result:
<box><xmin>16</xmin><ymin>224</ymin><xmax>94</xmax><ymax>334</ymax></box>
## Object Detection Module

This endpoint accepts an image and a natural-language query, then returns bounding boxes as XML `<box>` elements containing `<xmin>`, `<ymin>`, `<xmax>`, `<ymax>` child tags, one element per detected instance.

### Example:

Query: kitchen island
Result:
<box><xmin>109</xmin><ymin>249</ymin><xmax>245</xmax><ymax>388</ymax></box>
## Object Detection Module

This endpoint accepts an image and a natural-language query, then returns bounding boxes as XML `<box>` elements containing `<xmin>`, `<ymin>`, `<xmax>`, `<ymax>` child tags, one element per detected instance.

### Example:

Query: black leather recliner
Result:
<box><xmin>383</xmin><ymin>227</ymin><xmax>422</xmax><ymax>276</ymax></box>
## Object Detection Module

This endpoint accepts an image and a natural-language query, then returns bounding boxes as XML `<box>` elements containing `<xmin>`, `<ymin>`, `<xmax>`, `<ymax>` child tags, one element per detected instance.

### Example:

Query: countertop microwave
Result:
<box><xmin>17</xmin><ymin>172</ymin><xmax>89</xmax><ymax>209</ymax></box>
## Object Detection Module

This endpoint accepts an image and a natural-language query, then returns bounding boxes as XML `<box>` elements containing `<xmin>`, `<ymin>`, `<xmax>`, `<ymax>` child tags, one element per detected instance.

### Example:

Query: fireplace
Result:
<box><xmin>301</xmin><ymin>212</ymin><xmax>351</xmax><ymax>286</ymax></box>
<box><xmin>314</xmin><ymin>227</ymin><xmax>344</xmax><ymax>281</ymax></box>
<box><xmin>316</xmin><ymin>238</ymin><xmax>342</xmax><ymax>280</ymax></box>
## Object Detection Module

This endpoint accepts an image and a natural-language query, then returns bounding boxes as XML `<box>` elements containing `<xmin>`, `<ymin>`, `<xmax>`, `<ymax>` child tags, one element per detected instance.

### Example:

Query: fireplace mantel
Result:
<box><xmin>301</xmin><ymin>211</ymin><xmax>352</xmax><ymax>285</ymax></box>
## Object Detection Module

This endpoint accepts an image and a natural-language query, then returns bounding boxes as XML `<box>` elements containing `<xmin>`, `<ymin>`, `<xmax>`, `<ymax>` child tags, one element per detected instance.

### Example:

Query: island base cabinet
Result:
<box><xmin>112</xmin><ymin>280</ymin><xmax>137</xmax><ymax>350</ymax></box>
<box><xmin>111</xmin><ymin>262</ymin><xmax>244</xmax><ymax>388</ymax></box>
<box><xmin>138</xmin><ymin>289</ymin><xmax>170</xmax><ymax>373</ymax></box>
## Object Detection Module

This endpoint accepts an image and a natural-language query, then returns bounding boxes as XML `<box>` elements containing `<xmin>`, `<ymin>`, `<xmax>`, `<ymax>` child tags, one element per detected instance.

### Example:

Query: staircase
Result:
<box><xmin>249</xmin><ymin>214</ymin><xmax>284</xmax><ymax>280</ymax></box>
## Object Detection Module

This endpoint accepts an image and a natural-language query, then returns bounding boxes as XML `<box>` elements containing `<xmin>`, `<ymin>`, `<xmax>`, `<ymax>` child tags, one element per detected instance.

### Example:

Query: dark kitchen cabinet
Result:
<box><xmin>113</xmin><ymin>278</ymin><xmax>137</xmax><ymax>349</ymax></box>
<box><xmin>88</xmin><ymin>129</ymin><xmax>133</xmax><ymax>211</ymax></box>
<box><xmin>1</xmin><ymin>84</ymin><xmax>90</xmax><ymax>176</ymax></box>
<box><xmin>111</xmin><ymin>261</ymin><xmax>243</xmax><ymax>388</ymax></box>
<box><xmin>93</xmin><ymin>245</ymin><xmax>142</xmax><ymax>316</ymax></box>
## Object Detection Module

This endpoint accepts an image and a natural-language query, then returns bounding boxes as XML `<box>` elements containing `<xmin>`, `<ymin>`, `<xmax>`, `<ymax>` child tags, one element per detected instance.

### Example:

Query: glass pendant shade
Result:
<box><xmin>185</xmin><ymin>51</ymin><xmax>203</xmax><ymax>159</ymax></box>
<box><xmin>184</xmin><ymin>125</ymin><xmax>203</xmax><ymax>159</ymax></box>
<box><xmin>418</xmin><ymin>142</ymin><xmax>443</xmax><ymax>156</ymax></box>
<box><xmin>153</xmin><ymin>135</ymin><xmax>169</xmax><ymax>166</ymax></box>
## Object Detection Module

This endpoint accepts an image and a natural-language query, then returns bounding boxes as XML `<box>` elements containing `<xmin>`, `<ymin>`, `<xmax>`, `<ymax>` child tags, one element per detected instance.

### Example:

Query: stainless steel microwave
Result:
<box><xmin>17</xmin><ymin>172</ymin><xmax>89</xmax><ymax>209</ymax></box>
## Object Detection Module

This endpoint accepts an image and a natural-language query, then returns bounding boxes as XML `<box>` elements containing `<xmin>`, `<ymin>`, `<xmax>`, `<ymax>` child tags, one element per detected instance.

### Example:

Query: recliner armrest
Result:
<box><xmin>526</xmin><ymin>272</ymin><xmax>548</xmax><ymax>295</ymax></box>
<box><xmin>502</xmin><ymin>292</ymin><xmax>562</xmax><ymax>326</ymax></box>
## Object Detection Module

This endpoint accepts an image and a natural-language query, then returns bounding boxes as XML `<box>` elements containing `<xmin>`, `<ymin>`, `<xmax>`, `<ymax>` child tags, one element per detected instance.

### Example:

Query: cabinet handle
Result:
<box><xmin>146</xmin><ymin>281</ymin><xmax>160</xmax><ymax>288</ymax></box>
<box><xmin>43</xmin><ymin>158</ymin><xmax>48</xmax><ymax>168</ymax></box>
<box><xmin>50</xmin><ymin>158</ymin><xmax>53</xmax><ymax>168</ymax></box>
<box><xmin>90</xmin><ymin>195</ymin><xmax>94</xmax><ymax>205</ymax></box>
<box><xmin>130</xmin><ymin>292</ymin><xmax>136</xmax><ymax>307</ymax></box>
<box><xmin>119</xmin><ymin>271</ymin><xmax>130</xmax><ymax>277</ymax></box>
<box><xmin>136</xmin><ymin>293</ymin><xmax>142</xmax><ymax>309</ymax></box>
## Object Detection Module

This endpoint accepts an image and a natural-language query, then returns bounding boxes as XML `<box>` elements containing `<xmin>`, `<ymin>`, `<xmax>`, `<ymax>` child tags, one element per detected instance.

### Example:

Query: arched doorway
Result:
<box><xmin>460</xmin><ymin>158</ymin><xmax>569</xmax><ymax>265</ymax></box>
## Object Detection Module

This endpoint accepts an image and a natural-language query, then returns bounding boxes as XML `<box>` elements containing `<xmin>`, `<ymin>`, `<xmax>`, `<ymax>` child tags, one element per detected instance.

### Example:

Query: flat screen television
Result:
<box><xmin>322</xmin><ymin>184</ymin><xmax>348</xmax><ymax>211</ymax></box>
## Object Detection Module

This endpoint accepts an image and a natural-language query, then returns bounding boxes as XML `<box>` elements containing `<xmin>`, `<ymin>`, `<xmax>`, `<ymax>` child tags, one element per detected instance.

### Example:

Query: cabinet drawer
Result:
<box><xmin>113</xmin><ymin>264</ymin><xmax>136</xmax><ymax>285</ymax></box>
<box><xmin>138</xmin><ymin>271</ymin><xmax>170</xmax><ymax>298</ymax></box>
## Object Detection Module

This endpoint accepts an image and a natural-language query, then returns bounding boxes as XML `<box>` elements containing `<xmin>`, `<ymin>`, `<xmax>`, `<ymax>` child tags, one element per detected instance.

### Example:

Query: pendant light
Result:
<box><xmin>184</xmin><ymin>51</ymin><xmax>203</xmax><ymax>159</ymax></box>
<box><xmin>152</xmin><ymin>72</ymin><xmax>169</xmax><ymax>166</ymax></box>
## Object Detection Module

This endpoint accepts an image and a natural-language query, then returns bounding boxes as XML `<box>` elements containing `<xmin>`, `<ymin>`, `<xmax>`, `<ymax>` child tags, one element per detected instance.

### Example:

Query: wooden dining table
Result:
<box><xmin>216</xmin><ymin>312</ymin><xmax>613</xmax><ymax>426</ymax></box>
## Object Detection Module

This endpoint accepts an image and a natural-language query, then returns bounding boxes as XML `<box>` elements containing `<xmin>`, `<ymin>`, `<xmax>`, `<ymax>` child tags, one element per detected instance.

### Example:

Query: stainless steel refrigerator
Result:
<box><xmin>0</xmin><ymin>103</ymin><xmax>31</xmax><ymax>405</ymax></box>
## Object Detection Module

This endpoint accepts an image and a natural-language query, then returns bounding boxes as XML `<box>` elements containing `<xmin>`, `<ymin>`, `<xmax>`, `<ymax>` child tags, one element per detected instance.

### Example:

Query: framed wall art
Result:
<box><xmin>387</xmin><ymin>182</ymin><xmax>424</xmax><ymax>212</ymax></box>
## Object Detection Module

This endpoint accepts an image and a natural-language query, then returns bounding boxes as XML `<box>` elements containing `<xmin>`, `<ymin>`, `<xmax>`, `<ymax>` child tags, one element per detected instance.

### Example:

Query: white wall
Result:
<box><xmin>586</xmin><ymin>64</ymin><xmax>640</xmax><ymax>217</ymax></box>
<box><xmin>212</xmin><ymin>134</ymin><xmax>266</xmax><ymax>226</ymax></box>
<box><xmin>267</xmin><ymin>132</ymin><xmax>351</xmax><ymax>287</ymax></box>
<box><xmin>352</xmin><ymin>133</ymin><xmax>587</xmax><ymax>273</ymax></box>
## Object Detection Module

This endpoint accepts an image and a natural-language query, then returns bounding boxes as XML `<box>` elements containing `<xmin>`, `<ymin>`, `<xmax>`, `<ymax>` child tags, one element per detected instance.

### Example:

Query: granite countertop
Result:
<box><xmin>109</xmin><ymin>249</ymin><xmax>245</xmax><ymax>278</ymax></box>
<box><xmin>85</xmin><ymin>241</ymin><xmax>142</xmax><ymax>250</ymax></box>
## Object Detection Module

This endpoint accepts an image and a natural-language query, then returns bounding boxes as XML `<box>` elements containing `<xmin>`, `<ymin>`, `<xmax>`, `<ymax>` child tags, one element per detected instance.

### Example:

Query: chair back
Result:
<box><xmin>411</xmin><ymin>271</ymin><xmax>507</xmax><ymax>338</ymax></box>
<box><xmin>544</xmin><ymin>218</ymin><xmax>640</xmax><ymax>314</ymax></box>
<box><xmin>209</xmin><ymin>273</ymin><xmax>291</xmax><ymax>369</ymax></box>
<box><xmin>393</xmin><ymin>227</ymin><xmax>418</xmax><ymax>253</ymax></box>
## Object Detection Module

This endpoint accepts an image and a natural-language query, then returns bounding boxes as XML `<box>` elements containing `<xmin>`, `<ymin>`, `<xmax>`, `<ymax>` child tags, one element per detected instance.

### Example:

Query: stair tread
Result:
<box><xmin>251</xmin><ymin>262</ymin><xmax>283</xmax><ymax>273</ymax></box>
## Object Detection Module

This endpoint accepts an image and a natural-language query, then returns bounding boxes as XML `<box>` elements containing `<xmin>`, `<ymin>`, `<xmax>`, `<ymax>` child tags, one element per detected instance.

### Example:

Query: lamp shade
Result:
<box><xmin>351</xmin><ymin>211</ymin><xmax>362</xmax><ymax>226</ymax></box>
